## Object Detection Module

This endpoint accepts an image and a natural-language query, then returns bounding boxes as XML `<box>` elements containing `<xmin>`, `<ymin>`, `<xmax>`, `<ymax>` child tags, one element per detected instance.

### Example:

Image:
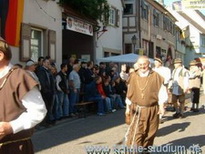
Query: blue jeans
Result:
<box><xmin>88</xmin><ymin>96</ymin><xmax>105</xmax><ymax>114</ymax></box>
<box><xmin>57</xmin><ymin>91</ymin><xmax>69</xmax><ymax>117</ymax></box>
<box><xmin>104</xmin><ymin>97</ymin><xmax>112</xmax><ymax>111</ymax></box>
<box><xmin>110</xmin><ymin>94</ymin><xmax>124</xmax><ymax>108</ymax></box>
<box><xmin>53</xmin><ymin>93</ymin><xmax>61</xmax><ymax>120</ymax></box>
<box><xmin>69</xmin><ymin>89</ymin><xmax>80</xmax><ymax>114</ymax></box>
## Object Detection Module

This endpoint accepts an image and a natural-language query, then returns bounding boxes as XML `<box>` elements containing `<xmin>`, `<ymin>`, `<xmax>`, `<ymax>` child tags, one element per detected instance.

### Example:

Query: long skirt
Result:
<box><xmin>125</xmin><ymin>104</ymin><xmax>159</xmax><ymax>148</ymax></box>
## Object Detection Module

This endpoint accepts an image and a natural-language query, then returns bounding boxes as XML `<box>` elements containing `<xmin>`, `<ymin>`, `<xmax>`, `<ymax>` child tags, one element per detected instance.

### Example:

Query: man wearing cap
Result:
<box><xmin>25</xmin><ymin>59</ymin><xmax>41</xmax><ymax>89</ymax></box>
<box><xmin>0</xmin><ymin>37</ymin><xmax>47</xmax><ymax>153</ymax></box>
<box><xmin>153</xmin><ymin>57</ymin><xmax>171</xmax><ymax>122</ymax></box>
<box><xmin>153</xmin><ymin>57</ymin><xmax>171</xmax><ymax>86</ymax></box>
<box><xmin>189</xmin><ymin>60</ymin><xmax>201</xmax><ymax>112</ymax></box>
<box><xmin>169</xmin><ymin>58</ymin><xmax>189</xmax><ymax>118</ymax></box>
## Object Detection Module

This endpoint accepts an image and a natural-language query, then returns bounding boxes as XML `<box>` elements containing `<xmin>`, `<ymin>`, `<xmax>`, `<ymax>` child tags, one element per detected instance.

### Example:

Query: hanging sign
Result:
<box><xmin>66</xmin><ymin>17</ymin><xmax>93</xmax><ymax>36</ymax></box>
<box><xmin>182</xmin><ymin>0</ymin><xmax>205</xmax><ymax>9</ymax></box>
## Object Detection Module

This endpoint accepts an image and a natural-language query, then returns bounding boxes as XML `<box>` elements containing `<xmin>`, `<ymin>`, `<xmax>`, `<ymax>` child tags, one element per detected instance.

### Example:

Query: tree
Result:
<box><xmin>59</xmin><ymin>0</ymin><xmax>109</xmax><ymax>26</ymax></box>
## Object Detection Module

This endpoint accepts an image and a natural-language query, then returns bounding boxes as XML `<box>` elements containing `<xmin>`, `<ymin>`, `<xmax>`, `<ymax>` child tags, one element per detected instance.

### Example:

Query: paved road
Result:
<box><xmin>32</xmin><ymin>93</ymin><xmax>205</xmax><ymax>154</ymax></box>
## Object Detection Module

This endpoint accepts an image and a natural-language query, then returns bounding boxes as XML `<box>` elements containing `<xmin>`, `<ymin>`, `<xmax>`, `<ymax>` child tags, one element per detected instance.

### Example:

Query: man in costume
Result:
<box><xmin>153</xmin><ymin>57</ymin><xmax>171</xmax><ymax>122</ymax></box>
<box><xmin>169</xmin><ymin>58</ymin><xmax>189</xmax><ymax>118</ymax></box>
<box><xmin>124</xmin><ymin>56</ymin><xmax>168</xmax><ymax>152</ymax></box>
<box><xmin>189</xmin><ymin>60</ymin><xmax>201</xmax><ymax>112</ymax></box>
<box><xmin>0</xmin><ymin>37</ymin><xmax>47</xmax><ymax>154</ymax></box>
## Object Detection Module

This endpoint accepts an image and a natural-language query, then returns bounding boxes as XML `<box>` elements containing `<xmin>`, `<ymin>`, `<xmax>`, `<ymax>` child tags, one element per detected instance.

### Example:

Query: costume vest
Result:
<box><xmin>189</xmin><ymin>67</ymin><xmax>201</xmax><ymax>89</ymax></box>
<box><xmin>57</xmin><ymin>71</ymin><xmax>68</xmax><ymax>93</ymax></box>
<box><xmin>126</xmin><ymin>70</ymin><xmax>164</xmax><ymax>106</ymax></box>
<box><xmin>172</xmin><ymin>67</ymin><xmax>189</xmax><ymax>94</ymax></box>
<box><xmin>0</xmin><ymin>67</ymin><xmax>38</xmax><ymax>142</ymax></box>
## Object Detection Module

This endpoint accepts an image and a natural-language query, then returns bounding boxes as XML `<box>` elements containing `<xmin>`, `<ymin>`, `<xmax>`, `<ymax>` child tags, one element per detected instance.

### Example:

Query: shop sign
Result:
<box><xmin>66</xmin><ymin>17</ymin><xmax>93</xmax><ymax>36</ymax></box>
<box><xmin>182</xmin><ymin>0</ymin><xmax>205</xmax><ymax>9</ymax></box>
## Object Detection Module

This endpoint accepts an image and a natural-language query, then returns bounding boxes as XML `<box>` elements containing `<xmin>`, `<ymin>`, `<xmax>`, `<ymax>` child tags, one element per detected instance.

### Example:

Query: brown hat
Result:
<box><xmin>189</xmin><ymin>60</ymin><xmax>197</xmax><ymax>66</ymax></box>
<box><xmin>0</xmin><ymin>37</ymin><xmax>12</xmax><ymax>60</ymax></box>
<box><xmin>174</xmin><ymin>58</ymin><xmax>182</xmax><ymax>64</ymax></box>
<box><xmin>154</xmin><ymin>57</ymin><xmax>163</xmax><ymax>64</ymax></box>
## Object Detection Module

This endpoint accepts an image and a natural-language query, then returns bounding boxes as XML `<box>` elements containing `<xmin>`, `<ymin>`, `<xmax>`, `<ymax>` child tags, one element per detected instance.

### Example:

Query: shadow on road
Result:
<box><xmin>156</xmin><ymin>122</ymin><xmax>190</xmax><ymax>137</ymax></box>
<box><xmin>163</xmin><ymin>107</ymin><xmax>205</xmax><ymax>122</ymax></box>
<box><xmin>32</xmin><ymin>109</ymin><xmax>125</xmax><ymax>152</ymax></box>
<box><xmin>162</xmin><ymin>135</ymin><xmax>205</xmax><ymax>153</ymax></box>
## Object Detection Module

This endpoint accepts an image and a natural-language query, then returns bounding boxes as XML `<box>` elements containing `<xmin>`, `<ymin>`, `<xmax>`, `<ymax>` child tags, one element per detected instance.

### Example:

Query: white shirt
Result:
<box><xmin>0</xmin><ymin>63</ymin><xmax>47</xmax><ymax>134</ymax></box>
<box><xmin>120</xmin><ymin>71</ymin><xmax>129</xmax><ymax>81</ymax></box>
<box><xmin>153</xmin><ymin>66</ymin><xmax>171</xmax><ymax>85</ymax></box>
<box><xmin>69</xmin><ymin>70</ymin><xmax>81</xmax><ymax>89</ymax></box>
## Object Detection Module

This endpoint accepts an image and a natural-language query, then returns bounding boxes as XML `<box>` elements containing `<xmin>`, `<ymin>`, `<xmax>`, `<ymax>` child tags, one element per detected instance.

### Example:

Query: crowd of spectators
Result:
<box><xmin>17</xmin><ymin>56</ymin><xmax>127</xmax><ymax>128</ymax></box>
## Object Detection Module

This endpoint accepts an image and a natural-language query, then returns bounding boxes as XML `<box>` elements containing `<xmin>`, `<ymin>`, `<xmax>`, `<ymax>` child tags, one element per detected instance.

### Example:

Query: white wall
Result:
<box><xmin>96</xmin><ymin>0</ymin><xmax>124</xmax><ymax>58</ymax></box>
<box><xmin>10</xmin><ymin>0</ymin><xmax>62</xmax><ymax>69</ymax></box>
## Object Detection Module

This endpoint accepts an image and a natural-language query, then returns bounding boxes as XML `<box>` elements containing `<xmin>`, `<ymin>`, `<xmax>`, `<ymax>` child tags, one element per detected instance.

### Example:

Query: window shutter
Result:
<box><xmin>48</xmin><ymin>30</ymin><xmax>56</xmax><ymax>62</ymax></box>
<box><xmin>20</xmin><ymin>23</ymin><xmax>31</xmax><ymax>62</ymax></box>
<box><xmin>116</xmin><ymin>9</ymin><xmax>120</xmax><ymax>27</ymax></box>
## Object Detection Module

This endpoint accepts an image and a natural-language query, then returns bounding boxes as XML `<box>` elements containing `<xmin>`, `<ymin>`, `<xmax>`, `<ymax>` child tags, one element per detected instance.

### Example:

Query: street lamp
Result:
<box><xmin>131</xmin><ymin>35</ymin><xmax>137</xmax><ymax>53</ymax></box>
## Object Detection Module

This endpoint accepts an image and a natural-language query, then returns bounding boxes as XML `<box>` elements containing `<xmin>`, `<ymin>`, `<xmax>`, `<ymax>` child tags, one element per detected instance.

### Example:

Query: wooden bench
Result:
<box><xmin>75</xmin><ymin>101</ymin><xmax>95</xmax><ymax>118</ymax></box>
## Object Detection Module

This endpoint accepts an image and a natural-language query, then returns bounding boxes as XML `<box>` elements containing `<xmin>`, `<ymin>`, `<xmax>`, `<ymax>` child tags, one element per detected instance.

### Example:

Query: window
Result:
<box><xmin>125</xmin><ymin>43</ymin><xmax>132</xmax><ymax>54</ymax></box>
<box><xmin>153</xmin><ymin>9</ymin><xmax>159</xmax><ymax>26</ymax></box>
<box><xmin>109</xmin><ymin>7</ymin><xmax>120</xmax><ymax>27</ymax></box>
<box><xmin>149</xmin><ymin>42</ymin><xmax>154</xmax><ymax>58</ymax></box>
<box><xmin>104</xmin><ymin>52</ymin><xmax>110</xmax><ymax>57</ymax></box>
<box><xmin>201</xmin><ymin>37</ymin><xmax>205</xmax><ymax>47</ymax></box>
<box><xmin>30</xmin><ymin>28</ymin><xmax>43</xmax><ymax>62</ymax></box>
<box><xmin>111</xmin><ymin>53</ymin><xmax>120</xmax><ymax>56</ymax></box>
<box><xmin>156</xmin><ymin>46</ymin><xmax>161</xmax><ymax>58</ymax></box>
<box><xmin>142</xmin><ymin>2</ymin><xmax>148</xmax><ymax>20</ymax></box>
<box><xmin>109</xmin><ymin>8</ymin><xmax>116</xmax><ymax>26</ymax></box>
<box><xmin>142</xmin><ymin>39</ymin><xmax>149</xmax><ymax>55</ymax></box>
<box><xmin>163</xmin><ymin>16</ymin><xmax>174</xmax><ymax>33</ymax></box>
<box><xmin>20</xmin><ymin>23</ymin><xmax>56</xmax><ymax>62</ymax></box>
<box><xmin>103</xmin><ymin>51</ymin><xmax>120</xmax><ymax>57</ymax></box>
<box><xmin>161</xmin><ymin>49</ymin><xmax>166</xmax><ymax>60</ymax></box>
<box><xmin>124</xmin><ymin>4</ymin><xmax>133</xmax><ymax>15</ymax></box>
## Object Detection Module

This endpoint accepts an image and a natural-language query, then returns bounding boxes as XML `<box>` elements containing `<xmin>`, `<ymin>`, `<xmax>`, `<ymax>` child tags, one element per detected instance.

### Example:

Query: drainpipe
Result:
<box><xmin>138</xmin><ymin>0</ymin><xmax>141</xmax><ymax>48</ymax></box>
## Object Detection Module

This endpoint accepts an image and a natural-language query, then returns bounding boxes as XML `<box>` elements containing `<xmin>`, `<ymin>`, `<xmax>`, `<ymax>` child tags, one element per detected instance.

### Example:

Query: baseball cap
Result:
<box><xmin>26</xmin><ymin>60</ymin><xmax>37</xmax><ymax>67</ymax></box>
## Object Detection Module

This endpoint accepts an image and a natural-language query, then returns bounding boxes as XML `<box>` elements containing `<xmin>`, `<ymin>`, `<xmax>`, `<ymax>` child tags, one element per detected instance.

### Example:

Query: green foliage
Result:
<box><xmin>59</xmin><ymin>0</ymin><xmax>110</xmax><ymax>25</ymax></box>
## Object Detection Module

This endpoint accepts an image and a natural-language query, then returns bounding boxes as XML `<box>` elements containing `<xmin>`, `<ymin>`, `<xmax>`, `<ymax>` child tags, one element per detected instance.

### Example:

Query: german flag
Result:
<box><xmin>0</xmin><ymin>0</ymin><xmax>24</xmax><ymax>46</ymax></box>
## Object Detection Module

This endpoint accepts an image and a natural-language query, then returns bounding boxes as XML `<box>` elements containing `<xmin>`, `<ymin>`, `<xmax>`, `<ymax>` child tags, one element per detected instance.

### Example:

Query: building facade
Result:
<box><xmin>0</xmin><ymin>0</ymin><xmax>62</xmax><ymax>67</ymax></box>
<box><xmin>167</xmin><ymin>6</ymin><xmax>205</xmax><ymax>67</ymax></box>
<box><xmin>123</xmin><ymin>0</ymin><xmax>177</xmax><ymax>65</ymax></box>
<box><xmin>95</xmin><ymin>0</ymin><xmax>124</xmax><ymax>61</ymax></box>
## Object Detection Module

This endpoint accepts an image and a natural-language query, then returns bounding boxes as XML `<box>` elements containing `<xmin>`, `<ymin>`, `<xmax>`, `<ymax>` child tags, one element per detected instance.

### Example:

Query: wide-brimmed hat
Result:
<box><xmin>189</xmin><ymin>60</ymin><xmax>197</xmax><ymax>66</ymax></box>
<box><xmin>154</xmin><ymin>57</ymin><xmax>163</xmax><ymax>64</ymax></box>
<box><xmin>174</xmin><ymin>58</ymin><xmax>182</xmax><ymax>64</ymax></box>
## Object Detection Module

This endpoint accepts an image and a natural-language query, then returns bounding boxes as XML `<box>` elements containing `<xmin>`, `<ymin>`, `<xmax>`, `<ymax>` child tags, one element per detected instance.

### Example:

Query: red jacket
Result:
<box><xmin>97</xmin><ymin>83</ymin><xmax>106</xmax><ymax>97</ymax></box>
